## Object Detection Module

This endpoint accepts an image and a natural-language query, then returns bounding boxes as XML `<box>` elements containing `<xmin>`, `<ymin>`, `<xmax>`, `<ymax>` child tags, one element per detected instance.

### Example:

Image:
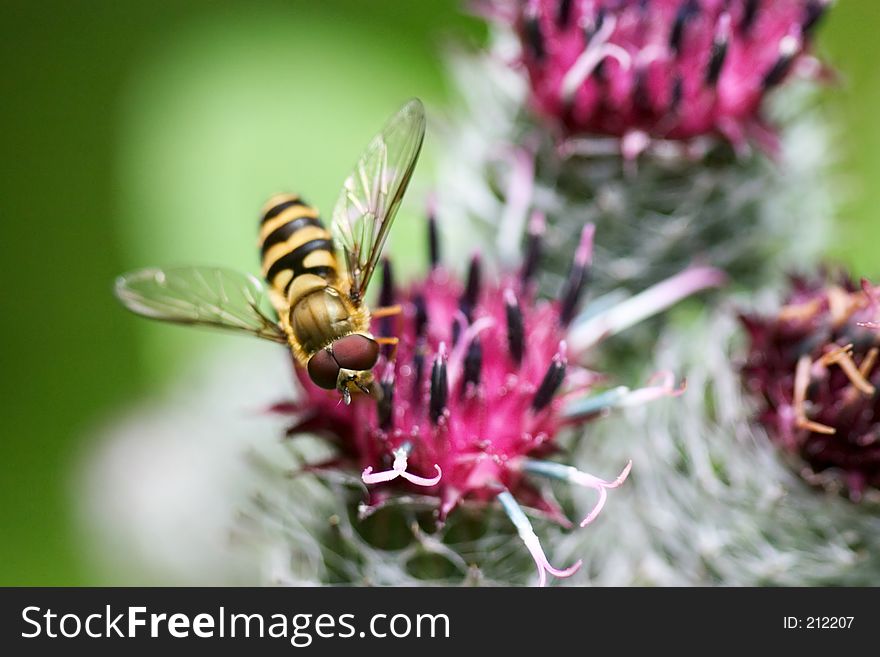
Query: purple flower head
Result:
<box><xmin>278</xmin><ymin>209</ymin><xmax>724</xmax><ymax>585</ymax></box>
<box><xmin>494</xmin><ymin>0</ymin><xmax>830</xmax><ymax>152</ymax></box>
<box><xmin>741</xmin><ymin>272</ymin><xmax>880</xmax><ymax>502</ymax></box>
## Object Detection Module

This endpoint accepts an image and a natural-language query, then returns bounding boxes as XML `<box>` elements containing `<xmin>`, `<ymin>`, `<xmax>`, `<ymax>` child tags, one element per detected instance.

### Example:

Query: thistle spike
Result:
<box><xmin>741</xmin><ymin>0</ymin><xmax>760</xmax><ymax>33</ymax></box>
<box><xmin>521</xmin><ymin>211</ymin><xmax>545</xmax><ymax>285</ymax></box>
<box><xmin>427</xmin><ymin>195</ymin><xmax>441</xmax><ymax>269</ymax></box>
<box><xmin>532</xmin><ymin>342</ymin><xmax>567</xmax><ymax>411</ymax></box>
<box><xmin>378</xmin><ymin>370</ymin><xmax>395</xmax><ymax>431</ymax></box>
<box><xmin>556</xmin><ymin>0</ymin><xmax>573</xmax><ymax>29</ymax></box>
<box><xmin>706</xmin><ymin>12</ymin><xmax>731</xmax><ymax>85</ymax></box>
<box><xmin>462</xmin><ymin>254</ymin><xmax>482</xmax><ymax>320</ymax></box>
<box><xmin>669</xmin><ymin>0</ymin><xmax>699</xmax><ymax>54</ymax></box>
<box><xmin>762</xmin><ymin>34</ymin><xmax>801</xmax><ymax>89</ymax></box>
<box><xmin>505</xmin><ymin>288</ymin><xmax>525</xmax><ymax>366</ymax></box>
<box><xmin>558</xmin><ymin>224</ymin><xmax>594</xmax><ymax>326</ymax></box>
<box><xmin>413</xmin><ymin>294</ymin><xmax>428</xmax><ymax>339</ymax></box>
<box><xmin>523</xmin><ymin>12</ymin><xmax>546</xmax><ymax>62</ymax></box>
<box><xmin>803</xmin><ymin>0</ymin><xmax>831</xmax><ymax>38</ymax></box>
<box><xmin>430</xmin><ymin>343</ymin><xmax>449</xmax><ymax>425</ymax></box>
<box><xmin>462</xmin><ymin>337</ymin><xmax>483</xmax><ymax>391</ymax></box>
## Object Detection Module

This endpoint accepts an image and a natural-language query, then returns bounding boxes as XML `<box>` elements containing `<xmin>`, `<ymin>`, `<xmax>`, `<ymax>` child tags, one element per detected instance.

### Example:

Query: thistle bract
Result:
<box><xmin>742</xmin><ymin>273</ymin><xmax>880</xmax><ymax>501</ymax></box>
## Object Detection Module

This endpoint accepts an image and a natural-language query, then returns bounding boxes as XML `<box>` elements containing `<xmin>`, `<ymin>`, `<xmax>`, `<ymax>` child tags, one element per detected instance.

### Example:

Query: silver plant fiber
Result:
<box><xmin>555</xmin><ymin>308</ymin><xmax>880</xmax><ymax>586</ymax></box>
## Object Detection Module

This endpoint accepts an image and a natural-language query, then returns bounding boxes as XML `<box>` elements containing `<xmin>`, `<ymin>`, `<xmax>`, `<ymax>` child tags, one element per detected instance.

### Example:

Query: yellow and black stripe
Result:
<box><xmin>258</xmin><ymin>193</ymin><xmax>339</xmax><ymax>297</ymax></box>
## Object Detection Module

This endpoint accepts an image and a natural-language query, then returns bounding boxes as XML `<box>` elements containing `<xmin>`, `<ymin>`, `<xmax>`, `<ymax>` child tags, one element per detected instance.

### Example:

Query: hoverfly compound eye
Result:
<box><xmin>331</xmin><ymin>334</ymin><xmax>380</xmax><ymax>371</ymax></box>
<box><xmin>307</xmin><ymin>349</ymin><xmax>340</xmax><ymax>390</ymax></box>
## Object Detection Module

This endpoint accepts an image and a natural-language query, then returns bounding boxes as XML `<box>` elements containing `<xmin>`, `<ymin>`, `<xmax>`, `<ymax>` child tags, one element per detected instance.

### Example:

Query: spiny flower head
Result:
<box><xmin>494</xmin><ymin>0</ymin><xmax>830</xmax><ymax>151</ymax></box>
<box><xmin>741</xmin><ymin>272</ymin><xmax>880</xmax><ymax>502</ymax></box>
<box><xmin>277</xmin><ymin>208</ymin><xmax>724</xmax><ymax>585</ymax></box>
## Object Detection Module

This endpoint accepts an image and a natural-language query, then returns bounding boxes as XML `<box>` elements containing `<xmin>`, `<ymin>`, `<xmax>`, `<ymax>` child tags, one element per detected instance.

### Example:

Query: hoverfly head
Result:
<box><xmin>307</xmin><ymin>333</ymin><xmax>380</xmax><ymax>402</ymax></box>
<box><xmin>333</xmin><ymin>333</ymin><xmax>379</xmax><ymax>404</ymax></box>
<box><xmin>331</xmin><ymin>333</ymin><xmax>380</xmax><ymax>372</ymax></box>
<box><xmin>306</xmin><ymin>348</ymin><xmax>340</xmax><ymax>390</ymax></box>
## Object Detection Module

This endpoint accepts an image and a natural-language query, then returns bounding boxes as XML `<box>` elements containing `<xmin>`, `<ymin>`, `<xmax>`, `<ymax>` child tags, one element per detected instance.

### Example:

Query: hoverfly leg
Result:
<box><xmin>372</xmin><ymin>304</ymin><xmax>403</xmax><ymax>319</ymax></box>
<box><xmin>367</xmin><ymin>379</ymin><xmax>385</xmax><ymax>402</ymax></box>
<box><xmin>375</xmin><ymin>336</ymin><xmax>400</xmax><ymax>364</ymax></box>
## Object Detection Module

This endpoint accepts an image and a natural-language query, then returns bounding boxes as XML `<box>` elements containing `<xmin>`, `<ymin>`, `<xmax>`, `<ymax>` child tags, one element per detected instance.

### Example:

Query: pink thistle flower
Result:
<box><xmin>741</xmin><ymin>272</ymin><xmax>880</xmax><ymax>502</ymax></box>
<box><xmin>495</xmin><ymin>0</ymin><xmax>831</xmax><ymax>151</ymax></box>
<box><xmin>278</xmin><ymin>212</ymin><xmax>724</xmax><ymax>585</ymax></box>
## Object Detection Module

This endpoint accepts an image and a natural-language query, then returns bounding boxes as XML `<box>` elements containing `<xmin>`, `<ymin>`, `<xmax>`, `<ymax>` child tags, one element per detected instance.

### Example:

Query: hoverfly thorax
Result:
<box><xmin>286</xmin><ymin>284</ymin><xmax>359</xmax><ymax>355</ymax></box>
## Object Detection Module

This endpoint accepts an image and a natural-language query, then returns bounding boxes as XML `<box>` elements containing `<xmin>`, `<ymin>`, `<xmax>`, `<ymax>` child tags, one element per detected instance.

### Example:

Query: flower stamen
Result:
<box><xmin>793</xmin><ymin>355</ymin><xmax>836</xmax><ymax>435</ymax></box>
<box><xmin>859</xmin><ymin>348</ymin><xmax>878</xmax><ymax>380</ymax></box>
<box><xmin>821</xmin><ymin>344</ymin><xmax>876</xmax><ymax>396</ymax></box>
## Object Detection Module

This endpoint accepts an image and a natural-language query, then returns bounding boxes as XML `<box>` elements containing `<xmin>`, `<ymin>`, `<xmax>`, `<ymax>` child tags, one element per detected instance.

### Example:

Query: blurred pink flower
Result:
<box><xmin>493</xmin><ymin>0</ymin><xmax>830</xmax><ymax>152</ymax></box>
<box><xmin>742</xmin><ymin>272</ymin><xmax>880</xmax><ymax>501</ymax></box>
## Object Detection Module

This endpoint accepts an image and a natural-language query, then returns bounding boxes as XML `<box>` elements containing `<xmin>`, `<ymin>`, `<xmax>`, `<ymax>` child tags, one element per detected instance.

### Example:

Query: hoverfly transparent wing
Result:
<box><xmin>331</xmin><ymin>98</ymin><xmax>426</xmax><ymax>302</ymax></box>
<box><xmin>115</xmin><ymin>266</ymin><xmax>287</xmax><ymax>343</ymax></box>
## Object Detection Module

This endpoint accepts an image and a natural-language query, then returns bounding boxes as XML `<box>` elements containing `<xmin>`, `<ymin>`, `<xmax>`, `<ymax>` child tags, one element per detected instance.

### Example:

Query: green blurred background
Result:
<box><xmin>0</xmin><ymin>0</ymin><xmax>877</xmax><ymax>585</ymax></box>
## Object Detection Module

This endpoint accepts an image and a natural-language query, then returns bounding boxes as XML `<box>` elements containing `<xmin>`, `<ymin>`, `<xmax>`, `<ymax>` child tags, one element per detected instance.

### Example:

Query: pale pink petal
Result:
<box><xmin>579</xmin><ymin>486</ymin><xmax>608</xmax><ymax>528</ymax></box>
<box><xmin>621</xmin><ymin>129</ymin><xmax>650</xmax><ymax>162</ymax></box>
<box><xmin>543</xmin><ymin>559</ymin><xmax>584</xmax><ymax>579</ymax></box>
<box><xmin>362</xmin><ymin>448</ymin><xmax>442</xmax><ymax>488</ymax></box>
<box><xmin>620</xmin><ymin>373</ymin><xmax>686</xmax><ymax>406</ymax></box>
<box><xmin>560</xmin><ymin>15</ymin><xmax>629</xmax><ymax>102</ymax></box>
<box><xmin>574</xmin><ymin>224</ymin><xmax>595</xmax><ymax>268</ymax></box>
<box><xmin>568</xmin><ymin>265</ymin><xmax>727</xmax><ymax>354</ymax></box>
<box><xmin>569</xmin><ymin>461</ymin><xmax>632</xmax><ymax>528</ymax></box>
<box><xmin>497</xmin><ymin>147</ymin><xmax>535</xmax><ymax>264</ymax></box>
<box><xmin>520</xmin><ymin>531</ymin><xmax>582</xmax><ymax>587</ymax></box>
<box><xmin>498</xmin><ymin>489</ymin><xmax>582</xmax><ymax>587</ymax></box>
<box><xmin>400</xmin><ymin>465</ymin><xmax>443</xmax><ymax>487</ymax></box>
<box><xmin>361</xmin><ymin>467</ymin><xmax>400</xmax><ymax>484</ymax></box>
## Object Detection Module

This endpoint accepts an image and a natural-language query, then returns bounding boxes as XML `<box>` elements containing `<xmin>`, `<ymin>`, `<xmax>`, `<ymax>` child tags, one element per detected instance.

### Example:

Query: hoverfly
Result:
<box><xmin>115</xmin><ymin>99</ymin><xmax>426</xmax><ymax>404</ymax></box>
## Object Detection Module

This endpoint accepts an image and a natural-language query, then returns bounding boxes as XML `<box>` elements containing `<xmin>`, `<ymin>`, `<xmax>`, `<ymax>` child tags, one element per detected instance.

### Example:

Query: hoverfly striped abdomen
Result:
<box><xmin>258</xmin><ymin>193</ymin><xmax>339</xmax><ymax>299</ymax></box>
